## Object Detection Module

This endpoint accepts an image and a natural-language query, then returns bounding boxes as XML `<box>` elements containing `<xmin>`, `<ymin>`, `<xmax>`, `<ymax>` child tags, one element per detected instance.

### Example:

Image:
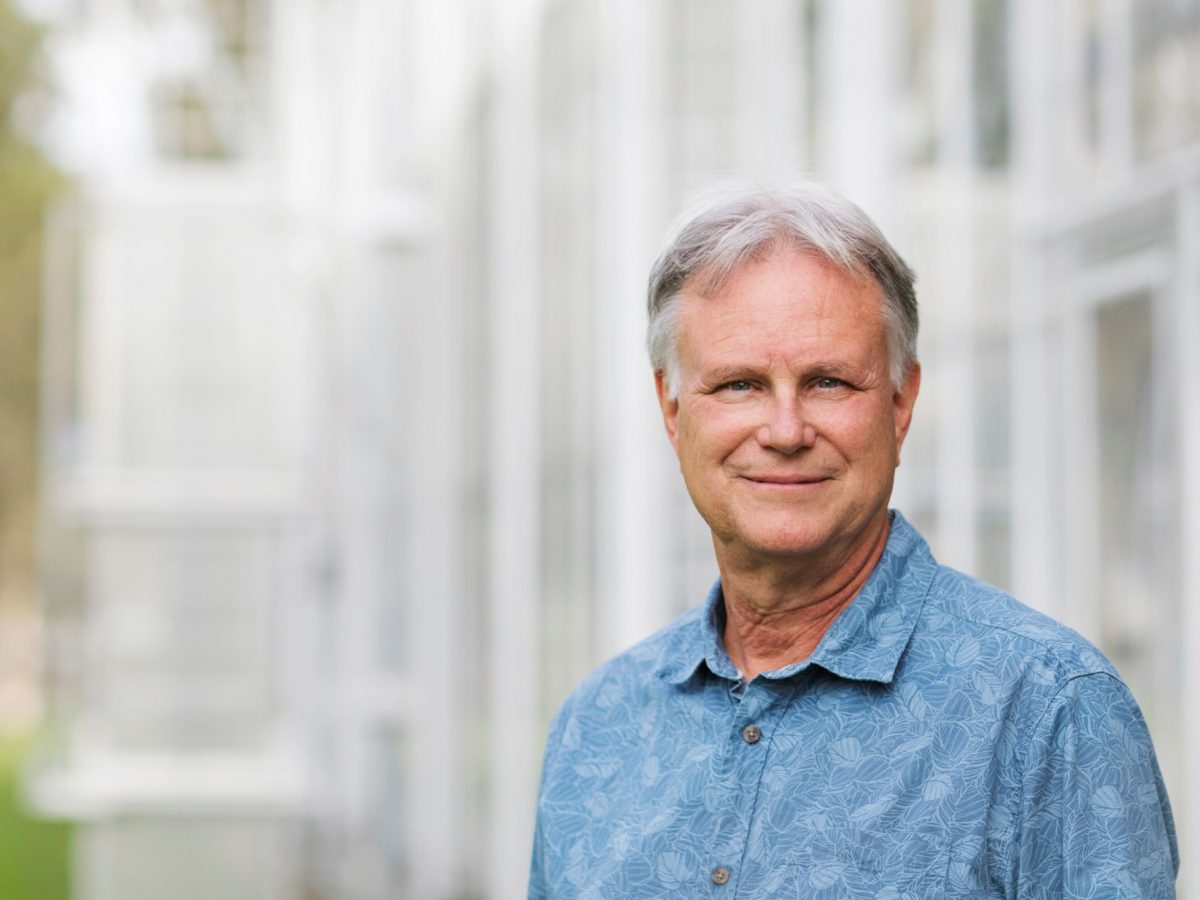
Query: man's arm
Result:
<box><xmin>527</xmin><ymin>695</ymin><xmax>576</xmax><ymax>900</ymax></box>
<box><xmin>527</xmin><ymin>809</ymin><xmax>548</xmax><ymax>900</ymax></box>
<box><xmin>1017</xmin><ymin>672</ymin><xmax>1178</xmax><ymax>897</ymax></box>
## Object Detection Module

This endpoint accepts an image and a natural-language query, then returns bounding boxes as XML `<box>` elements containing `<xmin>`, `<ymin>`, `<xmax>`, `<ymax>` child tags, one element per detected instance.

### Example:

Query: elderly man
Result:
<box><xmin>528</xmin><ymin>183</ymin><xmax>1178</xmax><ymax>897</ymax></box>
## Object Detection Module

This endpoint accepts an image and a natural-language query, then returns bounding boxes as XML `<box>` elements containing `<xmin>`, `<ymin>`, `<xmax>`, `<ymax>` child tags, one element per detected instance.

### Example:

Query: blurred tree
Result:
<box><xmin>0</xmin><ymin>0</ymin><xmax>64</xmax><ymax>613</ymax></box>
<box><xmin>0</xmin><ymin>7</ymin><xmax>71</xmax><ymax>900</ymax></box>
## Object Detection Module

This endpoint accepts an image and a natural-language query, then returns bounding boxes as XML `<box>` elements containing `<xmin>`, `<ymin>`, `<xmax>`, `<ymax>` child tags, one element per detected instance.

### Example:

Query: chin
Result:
<box><xmin>717</xmin><ymin>498</ymin><xmax>886</xmax><ymax>561</ymax></box>
<box><xmin>748</xmin><ymin>535</ymin><xmax>837</xmax><ymax>559</ymax></box>
<box><xmin>723</xmin><ymin>520</ymin><xmax>841</xmax><ymax>559</ymax></box>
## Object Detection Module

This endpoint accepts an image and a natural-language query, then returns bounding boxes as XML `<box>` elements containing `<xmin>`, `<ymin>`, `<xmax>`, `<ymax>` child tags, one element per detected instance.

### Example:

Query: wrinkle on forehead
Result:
<box><xmin>683</xmin><ymin>254</ymin><xmax>888</xmax><ymax>346</ymax></box>
<box><xmin>675</xmin><ymin>249</ymin><xmax>893</xmax><ymax>390</ymax></box>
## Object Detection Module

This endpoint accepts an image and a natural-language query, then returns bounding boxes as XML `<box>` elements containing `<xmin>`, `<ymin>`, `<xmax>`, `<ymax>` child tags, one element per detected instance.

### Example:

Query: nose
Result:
<box><xmin>756</xmin><ymin>395</ymin><xmax>816</xmax><ymax>453</ymax></box>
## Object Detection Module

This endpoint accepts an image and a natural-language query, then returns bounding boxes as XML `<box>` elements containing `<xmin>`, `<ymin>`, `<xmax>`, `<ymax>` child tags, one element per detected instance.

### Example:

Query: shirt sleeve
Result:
<box><xmin>527</xmin><ymin>735</ymin><xmax>555</xmax><ymax>900</ymax></box>
<box><xmin>1016</xmin><ymin>671</ymin><xmax>1178</xmax><ymax>898</ymax></box>
<box><xmin>527</xmin><ymin>811</ymin><xmax>548</xmax><ymax>900</ymax></box>
<box><xmin>527</xmin><ymin>696</ymin><xmax>574</xmax><ymax>900</ymax></box>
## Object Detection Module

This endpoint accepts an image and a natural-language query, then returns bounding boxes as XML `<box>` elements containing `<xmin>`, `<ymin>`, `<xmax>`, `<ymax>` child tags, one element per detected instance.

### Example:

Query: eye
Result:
<box><xmin>723</xmin><ymin>380</ymin><xmax>755</xmax><ymax>392</ymax></box>
<box><xmin>815</xmin><ymin>377</ymin><xmax>846</xmax><ymax>390</ymax></box>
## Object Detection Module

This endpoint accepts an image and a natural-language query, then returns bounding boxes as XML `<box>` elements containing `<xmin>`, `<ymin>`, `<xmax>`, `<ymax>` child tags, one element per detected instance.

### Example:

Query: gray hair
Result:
<box><xmin>646</xmin><ymin>182</ymin><xmax>918</xmax><ymax>396</ymax></box>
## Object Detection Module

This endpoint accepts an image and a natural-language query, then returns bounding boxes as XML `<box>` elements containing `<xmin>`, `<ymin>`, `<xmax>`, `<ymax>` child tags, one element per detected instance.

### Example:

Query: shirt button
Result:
<box><xmin>711</xmin><ymin>866</ymin><xmax>730</xmax><ymax>885</ymax></box>
<box><xmin>741</xmin><ymin>724</ymin><xmax>762</xmax><ymax>744</ymax></box>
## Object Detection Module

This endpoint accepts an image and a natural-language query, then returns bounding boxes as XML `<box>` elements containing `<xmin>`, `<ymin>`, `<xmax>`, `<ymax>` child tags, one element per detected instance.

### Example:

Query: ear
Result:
<box><xmin>892</xmin><ymin>361</ymin><xmax>921</xmax><ymax>464</ymax></box>
<box><xmin>654</xmin><ymin>370</ymin><xmax>681</xmax><ymax>454</ymax></box>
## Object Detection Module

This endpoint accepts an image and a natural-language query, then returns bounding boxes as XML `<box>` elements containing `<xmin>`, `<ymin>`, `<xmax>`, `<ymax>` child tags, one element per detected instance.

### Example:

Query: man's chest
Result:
<box><xmin>539</xmin><ymin>676</ymin><xmax>1013</xmax><ymax>898</ymax></box>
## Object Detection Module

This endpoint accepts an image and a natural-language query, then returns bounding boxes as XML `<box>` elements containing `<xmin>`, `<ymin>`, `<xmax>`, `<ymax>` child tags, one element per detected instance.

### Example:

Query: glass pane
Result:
<box><xmin>138</xmin><ymin>0</ymin><xmax>270</xmax><ymax>160</ymax></box>
<box><xmin>82</xmin><ymin>818</ymin><xmax>300</xmax><ymax>900</ymax></box>
<box><xmin>667</xmin><ymin>0</ymin><xmax>739</xmax><ymax>186</ymax></box>
<box><xmin>86</xmin><ymin>528</ymin><xmax>280</xmax><ymax>752</ymax></box>
<box><xmin>1134</xmin><ymin>0</ymin><xmax>1200</xmax><ymax>160</ymax></box>
<box><xmin>96</xmin><ymin>223</ymin><xmax>312</xmax><ymax>470</ymax></box>
<box><xmin>1093</xmin><ymin>291</ymin><xmax>1183</xmax><ymax>802</ymax></box>
<box><xmin>974</xmin><ymin>336</ymin><xmax>1011</xmax><ymax>589</ymax></box>
<box><xmin>902</xmin><ymin>0</ymin><xmax>937</xmax><ymax>167</ymax></box>
<box><xmin>369</xmin><ymin>729</ymin><xmax>409</xmax><ymax>891</ymax></box>
<box><xmin>972</xmin><ymin>0</ymin><xmax>1010</xmax><ymax>169</ymax></box>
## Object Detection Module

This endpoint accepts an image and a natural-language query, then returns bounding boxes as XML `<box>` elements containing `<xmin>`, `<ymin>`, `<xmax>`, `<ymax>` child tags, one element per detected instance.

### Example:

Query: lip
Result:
<box><xmin>740</xmin><ymin>474</ymin><xmax>831</xmax><ymax>486</ymax></box>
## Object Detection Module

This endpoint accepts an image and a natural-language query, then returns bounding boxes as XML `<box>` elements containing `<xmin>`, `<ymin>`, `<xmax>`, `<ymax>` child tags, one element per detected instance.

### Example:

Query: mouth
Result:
<box><xmin>740</xmin><ymin>474</ymin><xmax>831</xmax><ymax>487</ymax></box>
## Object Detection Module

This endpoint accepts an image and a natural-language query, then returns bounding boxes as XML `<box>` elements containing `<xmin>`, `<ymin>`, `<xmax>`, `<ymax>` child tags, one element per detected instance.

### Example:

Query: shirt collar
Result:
<box><xmin>656</xmin><ymin>511</ymin><xmax>936</xmax><ymax>686</ymax></box>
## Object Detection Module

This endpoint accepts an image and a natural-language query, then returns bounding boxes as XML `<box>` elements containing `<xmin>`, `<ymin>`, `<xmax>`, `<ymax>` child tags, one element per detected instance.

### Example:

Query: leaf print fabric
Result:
<box><xmin>528</xmin><ymin>511</ymin><xmax>1178</xmax><ymax>898</ymax></box>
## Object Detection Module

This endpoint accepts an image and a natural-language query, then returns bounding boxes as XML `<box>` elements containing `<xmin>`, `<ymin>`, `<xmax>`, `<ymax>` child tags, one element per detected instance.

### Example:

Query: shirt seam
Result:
<box><xmin>932</xmin><ymin>590</ymin><xmax>1113</xmax><ymax>682</ymax></box>
<box><xmin>1011</xmin><ymin>669</ymin><xmax>1125</xmax><ymax>896</ymax></box>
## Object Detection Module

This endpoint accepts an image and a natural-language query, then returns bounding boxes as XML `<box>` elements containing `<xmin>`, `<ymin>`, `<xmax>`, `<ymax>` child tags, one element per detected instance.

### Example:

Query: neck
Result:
<box><xmin>717</xmin><ymin>513</ymin><xmax>891</xmax><ymax>681</ymax></box>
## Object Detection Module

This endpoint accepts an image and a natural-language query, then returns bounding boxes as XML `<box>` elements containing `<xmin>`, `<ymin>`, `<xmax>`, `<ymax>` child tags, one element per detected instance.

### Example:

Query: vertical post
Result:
<box><xmin>1058</xmin><ymin>258</ymin><xmax>1101</xmax><ymax>640</ymax></box>
<box><xmin>1098</xmin><ymin>0</ymin><xmax>1134</xmax><ymax>177</ymax></box>
<box><xmin>816</xmin><ymin>0</ymin><xmax>916</xmax><ymax>522</ymax></box>
<box><xmin>930</xmin><ymin>0</ymin><xmax>978</xmax><ymax>573</ymax></box>
<box><xmin>1007</xmin><ymin>0</ymin><xmax>1058</xmax><ymax>615</ymax></box>
<box><xmin>485</xmin><ymin>0</ymin><xmax>543</xmax><ymax>896</ymax></box>
<box><xmin>1057</xmin><ymin>0</ymin><xmax>1090</xmax><ymax>191</ymax></box>
<box><xmin>733</xmin><ymin>0</ymin><xmax>804</xmax><ymax>179</ymax></box>
<box><xmin>815</xmin><ymin>0</ymin><xmax>901</xmax><ymax>223</ymax></box>
<box><xmin>398</xmin><ymin>1</ymin><xmax>474</xmax><ymax>893</ymax></box>
<box><xmin>592</xmin><ymin>0</ymin><xmax>672</xmax><ymax>660</ymax></box>
<box><xmin>1176</xmin><ymin>178</ymin><xmax>1200</xmax><ymax>899</ymax></box>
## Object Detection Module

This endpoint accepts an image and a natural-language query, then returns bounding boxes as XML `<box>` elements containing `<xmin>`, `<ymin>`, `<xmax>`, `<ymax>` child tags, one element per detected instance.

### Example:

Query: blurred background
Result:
<box><xmin>0</xmin><ymin>0</ymin><xmax>1197</xmax><ymax>898</ymax></box>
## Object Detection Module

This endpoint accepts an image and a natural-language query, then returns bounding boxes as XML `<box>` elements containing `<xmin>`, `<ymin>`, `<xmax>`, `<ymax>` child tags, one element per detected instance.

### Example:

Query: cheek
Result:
<box><xmin>677</xmin><ymin>408</ymin><xmax>753</xmax><ymax>467</ymax></box>
<box><xmin>821</xmin><ymin>401</ymin><xmax>898</xmax><ymax>461</ymax></box>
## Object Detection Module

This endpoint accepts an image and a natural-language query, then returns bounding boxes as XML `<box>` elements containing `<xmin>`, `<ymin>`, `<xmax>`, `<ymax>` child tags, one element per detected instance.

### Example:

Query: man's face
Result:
<box><xmin>655</xmin><ymin>247</ymin><xmax>920</xmax><ymax>564</ymax></box>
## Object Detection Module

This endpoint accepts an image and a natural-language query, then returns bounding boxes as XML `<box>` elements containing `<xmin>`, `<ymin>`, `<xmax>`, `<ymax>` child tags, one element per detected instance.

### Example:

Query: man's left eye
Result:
<box><xmin>815</xmin><ymin>377</ymin><xmax>845</xmax><ymax>389</ymax></box>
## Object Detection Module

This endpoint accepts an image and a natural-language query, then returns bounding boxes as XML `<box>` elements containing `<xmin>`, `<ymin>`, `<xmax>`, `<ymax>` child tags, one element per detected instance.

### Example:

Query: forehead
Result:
<box><xmin>675</xmin><ymin>249</ymin><xmax>887</xmax><ymax>360</ymax></box>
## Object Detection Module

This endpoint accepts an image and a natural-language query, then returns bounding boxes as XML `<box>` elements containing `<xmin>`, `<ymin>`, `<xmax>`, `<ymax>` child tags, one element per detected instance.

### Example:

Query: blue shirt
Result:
<box><xmin>529</xmin><ymin>512</ymin><xmax>1178</xmax><ymax>898</ymax></box>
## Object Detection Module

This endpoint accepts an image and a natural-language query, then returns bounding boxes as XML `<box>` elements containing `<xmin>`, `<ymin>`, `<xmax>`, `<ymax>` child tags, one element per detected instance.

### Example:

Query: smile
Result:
<box><xmin>740</xmin><ymin>475</ymin><xmax>831</xmax><ymax>487</ymax></box>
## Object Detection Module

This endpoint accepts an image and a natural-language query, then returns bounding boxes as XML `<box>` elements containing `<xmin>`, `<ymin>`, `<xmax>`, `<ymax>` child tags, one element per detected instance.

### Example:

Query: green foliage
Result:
<box><xmin>0</xmin><ymin>0</ymin><xmax>65</xmax><ymax>596</ymax></box>
<box><xmin>0</xmin><ymin>3</ymin><xmax>44</xmax><ymax>132</ymax></box>
<box><xmin>0</xmin><ymin>737</ymin><xmax>71</xmax><ymax>900</ymax></box>
<box><xmin>0</xmin><ymin>0</ymin><xmax>72</xmax><ymax>887</ymax></box>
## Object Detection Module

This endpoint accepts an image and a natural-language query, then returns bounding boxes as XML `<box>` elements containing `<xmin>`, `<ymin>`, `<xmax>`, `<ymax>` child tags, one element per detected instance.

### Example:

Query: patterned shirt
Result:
<box><xmin>529</xmin><ymin>512</ymin><xmax>1178</xmax><ymax>898</ymax></box>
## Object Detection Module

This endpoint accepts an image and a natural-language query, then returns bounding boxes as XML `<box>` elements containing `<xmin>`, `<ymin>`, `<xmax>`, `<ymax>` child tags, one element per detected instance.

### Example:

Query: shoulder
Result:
<box><xmin>887</xmin><ymin>512</ymin><xmax>1115</xmax><ymax>686</ymax></box>
<box><xmin>907</xmin><ymin>564</ymin><xmax>1178</xmax><ymax>882</ymax></box>
<box><xmin>910</xmin><ymin>560</ymin><xmax>1160</xmax><ymax>757</ymax></box>
<box><xmin>918</xmin><ymin>562</ymin><xmax>1118</xmax><ymax>684</ymax></box>
<box><xmin>896</xmin><ymin>562</ymin><xmax>1132</xmax><ymax>756</ymax></box>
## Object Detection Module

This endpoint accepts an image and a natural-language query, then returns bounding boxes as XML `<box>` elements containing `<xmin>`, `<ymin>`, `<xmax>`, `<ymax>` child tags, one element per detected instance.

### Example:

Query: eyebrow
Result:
<box><xmin>701</xmin><ymin>361</ymin><xmax>859</xmax><ymax>383</ymax></box>
<box><xmin>806</xmin><ymin>362</ymin><xmax>858</xmax><ymax>379</ymax></box>
<box><xmin>701</xmin><ymin>365</ymin><xmax>763</xmax><ymax>383</ymax></box>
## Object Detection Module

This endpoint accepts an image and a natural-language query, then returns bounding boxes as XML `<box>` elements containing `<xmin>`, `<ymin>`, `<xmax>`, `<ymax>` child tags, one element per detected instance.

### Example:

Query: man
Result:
<box><xmin>528</xmin><ymin>183</ymin><xmax>1178</xmax><ymax>897</ymax></box>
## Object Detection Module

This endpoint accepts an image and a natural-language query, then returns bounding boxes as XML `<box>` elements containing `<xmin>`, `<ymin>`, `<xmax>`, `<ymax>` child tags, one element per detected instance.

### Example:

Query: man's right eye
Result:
<box><xmin>724</xmin><ymin>380</ymin><xmax>754</xmax><ymax>392</ymax></box>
